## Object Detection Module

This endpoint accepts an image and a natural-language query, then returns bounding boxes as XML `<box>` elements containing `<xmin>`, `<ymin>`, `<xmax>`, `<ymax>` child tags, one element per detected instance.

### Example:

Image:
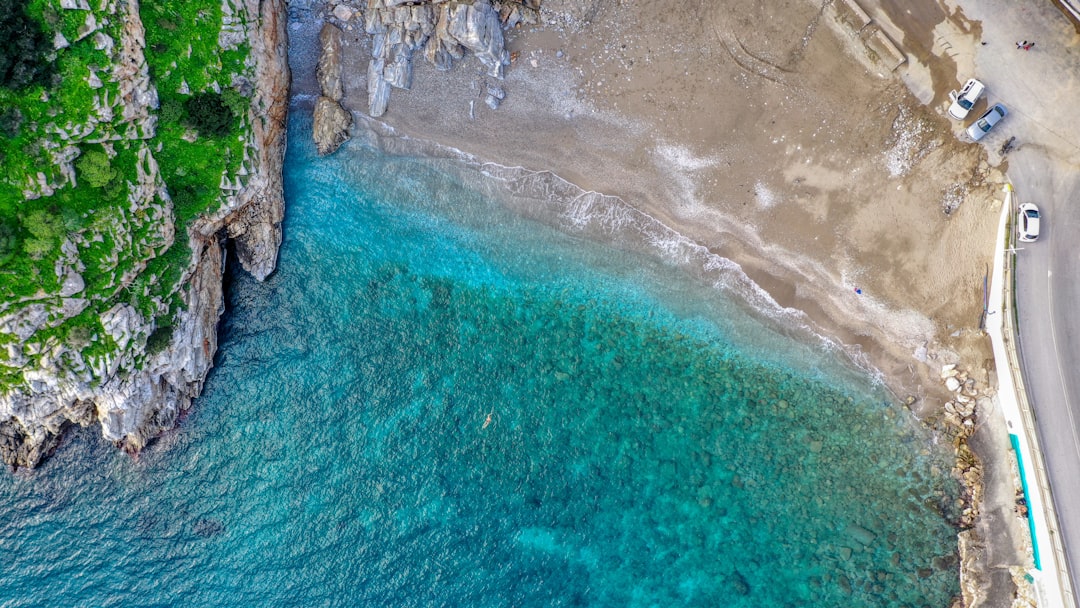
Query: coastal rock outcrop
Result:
<box><xmin>313</xmin><ymin>96</ymin><xmax>353</xmax><ymax>155</ymax></box>
<box><xmin>317</xmin><ymin>22</ymin><xmax>344</xmax><ymax>101</ymax></box>
<box><xmin>313</xmin><ymin>22</ymin><xmax>352</xmax><ymax>155</ymax></box>
<box><xmin>106</xmin><ymin>0</ymin><xmax>290</xmax><ymax>450</ymax></box>
<box><xmin>0</xmin><ymin>0</ymin><xmax>289</xmax><ymax>467</ymax></box>
<box><xmin>938</xmin><ymin>364</ymin><xmax>1041</xmax><ymax>608</ymax></box>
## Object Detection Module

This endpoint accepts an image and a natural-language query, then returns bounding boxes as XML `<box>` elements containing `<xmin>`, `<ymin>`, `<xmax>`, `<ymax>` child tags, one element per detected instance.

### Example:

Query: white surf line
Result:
<box><xmin>1046</xmin><ymin>268</ymin><xmax>1080</xmax><ymax>464</ymax></box>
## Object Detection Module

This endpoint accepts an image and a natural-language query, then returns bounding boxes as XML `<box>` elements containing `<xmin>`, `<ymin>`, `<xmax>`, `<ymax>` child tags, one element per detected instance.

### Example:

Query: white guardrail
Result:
<box><xmin>1056</xmin><ymin>0</ymin><xmax>1080</xmax><ymax>25</ymax></box>
<box><xmin>987</xmin><ymin>183</ymin><xmax>1076</xmax><ymax>608</ymax></box>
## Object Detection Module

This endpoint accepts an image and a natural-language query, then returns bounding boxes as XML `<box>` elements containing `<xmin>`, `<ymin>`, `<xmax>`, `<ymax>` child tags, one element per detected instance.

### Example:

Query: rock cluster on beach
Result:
<box><xmin>362</xmin><ymin>0</ymin><xmax>538</xmax><ymax>117</ymax></box>
<box><xmin>936</xmin><ymin>363</ymin><xmax>1038</xmax><ymax>608</ymax></box>
<box><xmin>936</xmin><ymin>363</ymin><xmax>984</xmax><ymax>530</ymax></box>
<box><xmin>315</xmin><ymin>0</ymin><xmax>539</xmax><ymax>136</ymax></box>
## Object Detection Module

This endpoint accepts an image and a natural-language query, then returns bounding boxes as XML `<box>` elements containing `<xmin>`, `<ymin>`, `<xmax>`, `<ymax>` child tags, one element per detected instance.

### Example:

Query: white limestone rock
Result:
<box><xmin>333</xmin><ymin>4</ymin><xmax>353</xmax><ymax>21</ymax></box>
<box><xmin>76</xmin><ymin>12</ymin><xmax>98</xmax><ymax>41</ymax></box>
<box><xmin>444</xmin><ymin>0</ymin><xmax>509</xmax><ymax>79</ymax></box>
<box><xmin>60</xmin><ymin>271</ymin><xmax>86</xmax><ymax>297</ymax></box>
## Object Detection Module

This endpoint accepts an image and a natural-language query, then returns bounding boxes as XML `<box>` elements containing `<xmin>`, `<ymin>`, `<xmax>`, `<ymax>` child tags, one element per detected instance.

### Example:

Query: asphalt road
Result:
<box><xmin>1012</xmin><ymin>155</ymin><xmax>1080</xmax><ymax>600</ymax></box>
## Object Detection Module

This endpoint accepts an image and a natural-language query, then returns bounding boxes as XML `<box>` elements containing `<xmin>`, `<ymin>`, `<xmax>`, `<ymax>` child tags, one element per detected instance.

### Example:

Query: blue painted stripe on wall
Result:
<box><xmin>1011</xmin><ymin>433</ymin><xmax>1041</xmax><ymax>570</ymax></box>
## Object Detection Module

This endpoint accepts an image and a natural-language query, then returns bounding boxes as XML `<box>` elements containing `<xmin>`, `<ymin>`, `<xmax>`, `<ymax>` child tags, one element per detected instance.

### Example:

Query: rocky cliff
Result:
<box><xmin>0</xmin><ymin>0</ymin><xmax>289</xmax><ymax>467</ymax></box>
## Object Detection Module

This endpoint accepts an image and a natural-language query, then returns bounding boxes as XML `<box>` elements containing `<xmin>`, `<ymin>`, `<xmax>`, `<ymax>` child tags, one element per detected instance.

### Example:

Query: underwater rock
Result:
<box><xmin>844</xmin><ymin>524</ymin><xmax>876</xmax><ymax>546</ymax></box>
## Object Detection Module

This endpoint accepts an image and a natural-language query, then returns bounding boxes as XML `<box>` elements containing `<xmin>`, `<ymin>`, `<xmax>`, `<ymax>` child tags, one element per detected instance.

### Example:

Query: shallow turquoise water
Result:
<box><xmin>0</xmin><ymin>113</ymin><xmax>961</xmax><ymax>607</ymax></box>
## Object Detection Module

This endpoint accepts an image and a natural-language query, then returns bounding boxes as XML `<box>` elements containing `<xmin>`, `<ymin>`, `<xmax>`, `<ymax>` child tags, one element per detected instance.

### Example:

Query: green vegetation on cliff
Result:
<box><xmin>0</xmin><ymin>0</ymin><xmax>56</xmax><ymax>90</ymax></box>
<box><xmin>0</xmin><ymin>0</ymin><xmax>256</xmax><ymax>393</ymax></box>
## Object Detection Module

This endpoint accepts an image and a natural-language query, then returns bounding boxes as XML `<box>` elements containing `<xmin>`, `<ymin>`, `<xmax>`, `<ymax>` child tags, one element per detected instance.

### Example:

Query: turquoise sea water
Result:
<box><xmin>0</xmin><ymin>113</ymin><xmax>962</xmax><ymax>607</ymax></box>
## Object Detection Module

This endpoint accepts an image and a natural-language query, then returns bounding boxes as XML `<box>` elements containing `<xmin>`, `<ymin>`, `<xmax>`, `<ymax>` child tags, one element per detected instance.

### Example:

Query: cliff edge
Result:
<box><xmin>0</xmin><ymin>0</ymin><xmax>289</xmax><ymax>467</ymax></box>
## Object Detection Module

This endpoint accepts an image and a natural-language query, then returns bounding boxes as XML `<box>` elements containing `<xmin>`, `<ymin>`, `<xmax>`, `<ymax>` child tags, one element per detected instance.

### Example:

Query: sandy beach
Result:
<box><xmin>296</xmin><ymin>0</ymin><xmax>1002</xmax><ymax>408</ymax></box>
<box><xmin>289</xmin><ymin>0</ymin><xmax>1053</xmax><ymax>602</ymax></box>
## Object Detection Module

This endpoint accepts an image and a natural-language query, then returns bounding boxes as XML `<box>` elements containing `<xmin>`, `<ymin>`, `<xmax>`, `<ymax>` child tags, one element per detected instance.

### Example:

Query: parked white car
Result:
<box><xmin>948</xmin><ymin>78</ymin><xmax>985</xmax><ymax>120</ymax></box>
<box><xmin>967</xmin><ymin>104</ymin><xmax>1008</xmax><ymax>141</ymax></box>
<box><xmin>1018</xmin><ymin>203</ymin><xmax>1041</xmax><ymax>242</ymax></box>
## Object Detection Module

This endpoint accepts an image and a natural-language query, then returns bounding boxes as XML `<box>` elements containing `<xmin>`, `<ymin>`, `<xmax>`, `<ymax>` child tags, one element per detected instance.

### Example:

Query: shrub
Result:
<box><xmin>67</xmin><ymin>325</ymin><xmax>91</xmax><ymax>349</ymax></box>
<box><xmin>0</xmin><ymin>107</ymin><xmax>22</xmax><ymax>138</ymax></box>
<box><xmin>220</xmin><ymin>87</ymin><xmax>249</xmax><ymax>118</ymax></box>
<box><xmin>171</xmin><ymin>182</ymin><xmax>210</xmax><ymax>217</ymax></box>
<box><xmin>76</xmin><ymin>149</ymin><xmax>117</xmax><ymax>189</ymax></box>
<box><xmin>145</xmin><ymin>322</ymin><xmax>174</xmax><ymax>355</ymax></box>
<box><xmin>21</xmin><ymin>208</ymin><xmax>65</xmax><ymax>259</ymax></box>
<box><xmin>0</xmin><ymin>219</ymin><xmax>17</xmax><ymax>266</ymax></box>
<box><xmin>0</xmin><ymin>0</ymin><xmax>55</xmax><ymax>91</ymax></box>
<box><xmin>184</xmin><ymin>92</ymin><xmax>234</xmax><ymax>137</ymax></box>
<box><xmin>159</xmin><ymin>97</ymin><xmax>183</xmax><ymax>124</ymax></box>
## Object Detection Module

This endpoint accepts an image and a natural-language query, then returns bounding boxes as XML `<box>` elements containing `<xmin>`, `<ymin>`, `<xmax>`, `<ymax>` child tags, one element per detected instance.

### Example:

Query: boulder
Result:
<box><xmin>444</xmin><ymin>0</ymin><xmax>509</xmax><ymax>78</ymax></box>
<box><xmin>485</xmin><ymin>83</ymin><xmax>505</xmax><ymax>108</ymax></box>
<box><xmin>844</xmin><ymin>524</ymin><xmax>876</xmax><ymax>546</ymax></box>
<box><xmin>317</xmin><ymin>23</ymin><xmax>345</xmax><ymax>101</ymax></box>
<box><xmin>60</xmin><ymin>271</ymin><xmax>85</xmax><ymax>297</ymax></box>
<box><xmin>312</xmin><ymin>96</ymin><xmax>352</xmax><ymax>155</ymax></box>
<box><xmin>333</xmin><ymin>4</ymin><xmax>354</xmax><ymax>21</ymax></box>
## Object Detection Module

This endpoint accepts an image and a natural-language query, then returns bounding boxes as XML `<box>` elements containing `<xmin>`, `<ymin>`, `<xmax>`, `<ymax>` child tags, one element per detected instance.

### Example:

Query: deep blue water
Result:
<box><xmin>0</xmin><ymin>113</ymin><xmax>962</xmax><ymax>607</ymax></box>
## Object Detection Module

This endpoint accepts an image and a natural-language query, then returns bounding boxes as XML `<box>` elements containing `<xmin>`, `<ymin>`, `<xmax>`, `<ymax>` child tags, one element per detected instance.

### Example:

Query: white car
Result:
<box><xmin>967</xmin><ymin>104</ymin><xmax>1008</xmax><ymax>141</ymax></box>
<box><xmin>948</xmin><ymin>78</ymin><xmax>985</xmax><ymax>120</ymax></box>
<box><xmin>1017</xmin><ymin>203</ymin><xmax>1041</xmax><ymax>242</ymax></box>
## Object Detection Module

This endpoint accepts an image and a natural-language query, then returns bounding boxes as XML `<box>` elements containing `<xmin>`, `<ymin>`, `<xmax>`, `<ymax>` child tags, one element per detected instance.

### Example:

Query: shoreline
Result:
<box><xmin>291</xmin><ymin>0</ymin><xmax>1028</xmax><ymax>604</ymax></box>
<box><xmin>298</xmin><ymin>0</ymin><xmax>997</xmax><ymax>410</ymax></box>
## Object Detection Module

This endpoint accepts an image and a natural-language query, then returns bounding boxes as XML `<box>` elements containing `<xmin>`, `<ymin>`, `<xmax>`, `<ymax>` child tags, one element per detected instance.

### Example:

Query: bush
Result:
<box><xmin>159</xmin><ymin>97</ymin><xmax>183</xmax><ymax>124</ymax></box>
<box><xmin>0</xmin><ymin>219</ymin><xmax>17</xmax><ymax>266</ymax></box>
<box><xmin>0</xmin><ymin>107</ymin><xmax>22</xmax><ymax>138</ymax></box>
<box><xmin>184</xmin><ymin>92</ymin><xmax>234</xmax><ymax>137</ymax></box>
<box><xmin>22</xmin><ymin>208</ymin><xmax>65</xmax><ymax>259</ymax></box>
<box><xmin>171</xmin><ymin>182</ymin><xmax>210</xmax><ymax>217</ymax></box>
<box><xmin>145</xmin><ymin>322</ymin><xmax>175</xmax><ymax>355</ymax></box>
<box><xmin>76</xmin><ymin>148</ymin><xmax>125</xmax><ymax>200</ymax></box>
<box><xmin>0</xmin><ymin>0</ymin><xmax>55</xmax><ymax>91</ymax></box>
<box><xmin>76</xmin><ymin>149</ymin><xmax>117</xmax><ymax>189</ymax></box>
<box><xmin>220</xmin><ymin>87</ymin><xmax>249</xmax><ymax>118</ymax></box>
